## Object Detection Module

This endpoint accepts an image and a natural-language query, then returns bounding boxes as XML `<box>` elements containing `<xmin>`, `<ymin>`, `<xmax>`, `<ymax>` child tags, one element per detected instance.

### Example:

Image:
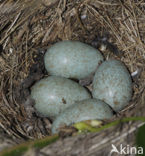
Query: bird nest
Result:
<box><xmin>0</xmin><ymin>0</ymin><xmax>145</xmax><ymax>155</ymax></box>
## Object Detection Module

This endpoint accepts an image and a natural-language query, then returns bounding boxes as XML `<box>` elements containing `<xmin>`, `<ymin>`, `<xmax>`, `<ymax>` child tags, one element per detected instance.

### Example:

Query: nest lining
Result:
<box><xmin>0</xmin><ymin>0</ymin><xmax>145</xmax><ymax>152</ymax></box>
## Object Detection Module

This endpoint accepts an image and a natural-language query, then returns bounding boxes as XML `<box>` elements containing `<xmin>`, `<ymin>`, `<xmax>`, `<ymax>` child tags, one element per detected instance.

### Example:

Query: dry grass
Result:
<box><xmin>0</xmin><ymin>0</ymin><xmax>145</xmax><ymax>153</ymax></box>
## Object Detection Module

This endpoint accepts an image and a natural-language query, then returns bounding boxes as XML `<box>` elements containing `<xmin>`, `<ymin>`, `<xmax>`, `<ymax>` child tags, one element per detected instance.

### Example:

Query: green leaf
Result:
<box><xmin>73</xmin><ymin>117</ymin><xmax>145</xmax><ymax>134</ymax></box>
<box><xmin>0</xmin><ymin>134</ymin><xmax>59</xmax><ymax>156</ymax></box>
<box><xmin>73</xmin><ymin>121</ymin><xmax>100</xmax><ymax>132</ymax></box>
<box><xmin>0</xmin><ymin>146</ymin><xmax>28</xmax><ymax>156</ymax></box>
<box><xmin>1</xmin><ymin>117</ymin><xmax>145</xmax><ymax>156</ymax></box>
<box><xmin>136</xmin><ymin>124</ymin><xmax>145</xmax><ymax>156</ymax></box>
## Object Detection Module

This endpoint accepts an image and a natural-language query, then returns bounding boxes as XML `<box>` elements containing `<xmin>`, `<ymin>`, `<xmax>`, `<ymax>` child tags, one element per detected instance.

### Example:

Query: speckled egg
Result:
<box><xmin>31</xmin><ymin>76</ymin><xmax>91</xmax><ymax>118</ymax></box>
<box><xmin>51</xmin><ymin>98</ymin><xmax>113</xmax><ymax>134</ymax></box>
<box><xmin>92</xmin><ymin>60</ymin><xmax>132</xmax><ymax>112</ymax></box>
<box><xmin>44</xmin><ymin>40</ymin><xmax>103</xmax><ymax>80</ymax></box>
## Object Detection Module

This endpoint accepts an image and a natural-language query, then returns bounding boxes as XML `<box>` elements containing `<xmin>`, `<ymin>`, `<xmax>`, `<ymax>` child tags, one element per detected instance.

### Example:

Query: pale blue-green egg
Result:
<box><xmin>44</xmin><ymin>40</ymin><xmax>103</xmax><ymax>80</ymax></box>
<box><xmin>92</xmin><ymin>60</ymin><xmax>132</xmax><ymax>112</ymax></box>
<box><xmin>51</xmin><ymin>98</ymin><xmax>113</xmax><ymax>134</ymax></box>
<box><xmin>31</xmin><ymin>76</ymin><xmax>91</xmax><ymax>118</ymax></box>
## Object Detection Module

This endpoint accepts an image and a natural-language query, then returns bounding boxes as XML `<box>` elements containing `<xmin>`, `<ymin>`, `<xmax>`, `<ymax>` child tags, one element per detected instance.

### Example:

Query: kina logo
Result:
<box><xmin>110</xmin><ymin>144</ymin><xmax>143</xmax><ymax>155</ymax></box>
<box><xmin>110</xmin><ymin>144</ymin><xmax>119</xmax><ymax>154</ymax></box>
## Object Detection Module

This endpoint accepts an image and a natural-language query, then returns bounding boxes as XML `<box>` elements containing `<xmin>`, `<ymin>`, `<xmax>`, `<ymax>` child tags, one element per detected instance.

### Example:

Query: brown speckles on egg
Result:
<box><xmin>62</xmin><ymin>98</ymin><xmax>66</xmax><ymax>104</ymax></box>
<box><xmin>51</xmin><ymin>99</ymin><xmax>113</xmax><ymax>134</ymax></box>
<box><xmin>114</xmin><ymin>101</ymin><xmax>119</xmax><ymax>105</ymax></box>
<box><xmin>31</xmin><ymin>76</ymin><xmax>91</xmax><ymax>118</ymax></box>
<box><xmin>92</xmin><ymin>60</ymin><xmax>132</xmax><ymax>112</ymax></box>
<box><xmin>38</xmin><ymin>83</ymin><xmax>44</xmax><ymax>88</ymax></box>
<box><xmin>44</xmin><ymin>41</ymin><xmax>104</xmax><ymax>80</ymax></box>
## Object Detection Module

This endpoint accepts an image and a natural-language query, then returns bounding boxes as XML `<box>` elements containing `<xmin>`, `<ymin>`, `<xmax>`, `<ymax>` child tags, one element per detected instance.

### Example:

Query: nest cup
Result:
<box><xmin>0</xmin><ymin>0</ymin><xmax>145</xmax><ymax>154</ymax></box>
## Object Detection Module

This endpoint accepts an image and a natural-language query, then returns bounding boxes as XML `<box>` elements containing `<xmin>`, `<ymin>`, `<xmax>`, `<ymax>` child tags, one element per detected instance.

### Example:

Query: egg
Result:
<box><xmin>92</xmin><ymin>60</ymin><xmax>132</xmax><ymax>112</ymax></box>
<box><xmin>31</xmin><ymin>76</ymin><xmax>91</xmax><ymax>118</ymax></box>
<box><xmin>44</xmin><ymin>40</ymin><xmax>103</xmax><ymax>80</ymax></box>
<box><xmin>51</xmin><ymin>98</ymin><xmax>113</xmax><ymax>134</ymax></box>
